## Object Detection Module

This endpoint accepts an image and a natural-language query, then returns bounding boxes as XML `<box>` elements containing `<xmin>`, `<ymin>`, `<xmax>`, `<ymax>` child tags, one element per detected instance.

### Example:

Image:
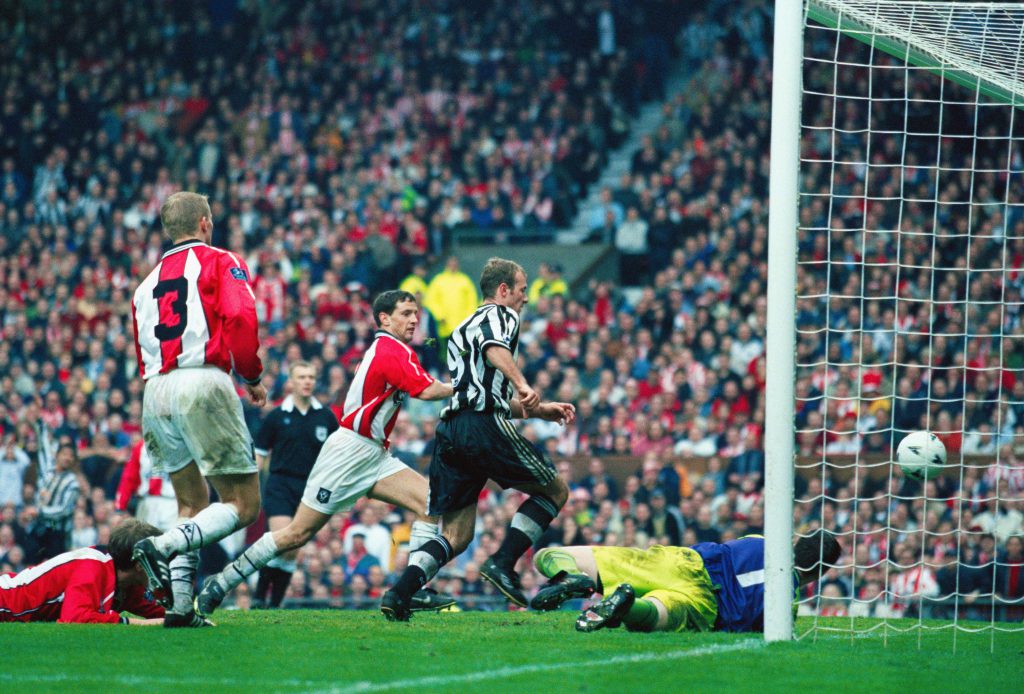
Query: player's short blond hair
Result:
<box><xmin>479</xmin><ymin>257</ymin><xmax>525</xmax><ymax>299</ymax></box>
<box><xmin>288</xmin><ymin>360</ymin><xmax>316</xmax><ymax>377</ymax></box>
<box><xmin>160</xmin><ymin>191</ymin><xmax>211</xmax><ymax>241</ymax></box>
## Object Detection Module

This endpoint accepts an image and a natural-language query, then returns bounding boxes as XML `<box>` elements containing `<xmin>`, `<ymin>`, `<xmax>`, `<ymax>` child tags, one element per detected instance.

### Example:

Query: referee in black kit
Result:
<box><xmin>253</xmin><ymin>361</ymin><xmax>339</xmax><ymax>607</ymax></box>
<box><xmin>382</xmin><ymin>258</ymin><xmax>576</xmax><ymax>620</ymax></box>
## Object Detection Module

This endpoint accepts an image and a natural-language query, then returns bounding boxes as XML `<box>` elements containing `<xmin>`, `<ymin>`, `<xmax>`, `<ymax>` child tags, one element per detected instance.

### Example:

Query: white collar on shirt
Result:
<box><xmin>281</xmin><ymin>395</ymin><xmax>324</xmax><ymax>413</ymax></box>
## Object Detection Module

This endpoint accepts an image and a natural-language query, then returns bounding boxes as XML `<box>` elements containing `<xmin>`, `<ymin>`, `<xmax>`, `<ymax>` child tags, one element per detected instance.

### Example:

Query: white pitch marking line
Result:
<box><xmin>0</xmin><ymin>639</ymin><xmax>764</xmax><ymax>692</ymax></box>
<box><xmin>323</xmin><ymin>640</ymin><xmax>766</xmax><ymax>694</ymax></box>
<box><xmin>0</xmin><ymin>673</ymin><xmax>321</xmax><ymax>688</ymax></box>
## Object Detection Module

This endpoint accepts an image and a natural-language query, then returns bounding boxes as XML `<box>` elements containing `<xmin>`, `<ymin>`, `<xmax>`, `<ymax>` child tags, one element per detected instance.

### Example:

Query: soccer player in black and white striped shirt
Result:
<box><xmin>382</xmin><ymin>257</ymin><xmax>576</xmax><ymax>620</ymax></box>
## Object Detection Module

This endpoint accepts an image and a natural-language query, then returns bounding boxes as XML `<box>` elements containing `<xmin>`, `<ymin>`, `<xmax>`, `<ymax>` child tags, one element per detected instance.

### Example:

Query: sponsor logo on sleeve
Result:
<box><xmin>229</xmin><ymin>267</ymin><xmax>249</xmax><ymax>281</ymax></box>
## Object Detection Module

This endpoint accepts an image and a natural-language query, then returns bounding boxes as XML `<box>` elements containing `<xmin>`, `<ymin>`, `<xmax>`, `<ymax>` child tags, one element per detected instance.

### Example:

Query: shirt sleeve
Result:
<box><xmin>217</xmin><ymin>253</ymin><xmax>263</xmax><ymax>383</ymax></box>
<box><xmin>114</xmin><ymin>442</ymin><xmax>143</xmax><ymax>512</ymax></box>
<box><xmin>479</xmin><ymin>305</ymin><xmax>518</xmax><ymax>352</ymax></box>
<box><xmin>57</xmin><ymin>561</ymin><xmax>121</xmax><ymax>624</ymax></box>
<box><xmin>117</xmin><ymin>584</ymin><xmax>166</xmax><ymax>619</ymax></box>
<box><xmin>253</xmin><ymin>410</ymin><xmax>277</xmax><ymax>457</ymax></box>
<box><xmin>382</xmin><ymin>341</ymin><xmax>436</xmax><ymax>397</ymax></box>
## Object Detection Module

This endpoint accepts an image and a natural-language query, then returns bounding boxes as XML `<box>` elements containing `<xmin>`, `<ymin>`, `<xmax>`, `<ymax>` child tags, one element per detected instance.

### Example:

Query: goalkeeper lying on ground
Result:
<box><xmin>531</xmin><ymin>532</ymin><xmax>841</xmax><ymax>633</ymax></box>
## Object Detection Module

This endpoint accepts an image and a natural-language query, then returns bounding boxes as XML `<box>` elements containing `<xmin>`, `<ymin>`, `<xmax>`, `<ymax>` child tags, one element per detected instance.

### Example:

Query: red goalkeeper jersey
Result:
<box><xmin>0</xmin><ymin>547</ymin><xmax>165</xmax><ymax>623</ymax></box>
<box><xmin>131</xmin><ymin>239</ymin><xmax>262</xmax><ymax>382</ymax></box>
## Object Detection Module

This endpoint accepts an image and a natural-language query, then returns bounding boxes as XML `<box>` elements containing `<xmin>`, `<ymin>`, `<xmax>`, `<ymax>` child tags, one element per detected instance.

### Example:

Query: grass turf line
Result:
<box><xmin>2</xmin><ymin>612</ymin><xmax>1020</xmax><ymax>693</ymax></box>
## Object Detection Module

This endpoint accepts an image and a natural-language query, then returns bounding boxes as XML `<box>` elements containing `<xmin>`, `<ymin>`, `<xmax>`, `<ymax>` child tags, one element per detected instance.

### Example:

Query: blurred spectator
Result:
<box><xmin>424</xmin><ymin>256</ymin><xmax>479</xmax><ymax>340</ymax></box>
<box><xmin>33</xmin><ymin>444</ymin><xmax>83</xmax><ymax>562</ymax></box>
<box><xmin>528</xmin><ymin>262</ymin><xmax>569</xmax><ymax>306</ymax></box>
<box><xmin>0</xmin><ymin>436</ymin><xmax>31</xmax><ymax>507</ymax></box>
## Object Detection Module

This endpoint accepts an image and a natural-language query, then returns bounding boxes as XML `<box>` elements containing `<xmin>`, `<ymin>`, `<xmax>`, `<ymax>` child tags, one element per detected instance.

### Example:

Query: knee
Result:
<box><xmin>221</xmin><ymin>485</ymin><xmax>261</xmax><ymax>527</ymax></box>
<box><xmin>445</xmin><ymin>528</ymin><xmax>472</xmax><ymax>557</ymax></box>
<box><xmin>234</xmin><ymin>499</ymin><xmax>261</xmax><ymax>528</ymax></box>
<box><xmin>449</xmin><ymin>538</ymin><xmax>471</xmax><ymax>556</ymax></box>
<box><xmin>546</xmin><ymin>478</ymin><xmax>570</xmax><ymax>508</ymax></box>
<box><xmin>176</xmin><ymin>498</ymin><xmax>208</xmax><ymax>519</ymax></box>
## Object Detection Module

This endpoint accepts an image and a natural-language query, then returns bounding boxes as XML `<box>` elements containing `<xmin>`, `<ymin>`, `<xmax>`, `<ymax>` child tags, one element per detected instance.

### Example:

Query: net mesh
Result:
<box><xmin>795</xmin><ymin>0</ymin><xmax>1024</xmax><ymax>648</ymax></box>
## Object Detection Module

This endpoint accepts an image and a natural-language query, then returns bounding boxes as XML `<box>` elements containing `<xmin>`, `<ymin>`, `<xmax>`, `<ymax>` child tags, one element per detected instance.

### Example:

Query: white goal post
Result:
<box><xmin>766</xmin><ymin>0</ymin><xmax>1024</xmax><ymax>644</ymax></box>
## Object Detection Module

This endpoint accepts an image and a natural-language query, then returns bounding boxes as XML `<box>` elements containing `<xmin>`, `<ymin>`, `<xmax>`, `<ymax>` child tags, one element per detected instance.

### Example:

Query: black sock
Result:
<box><xmin>269</xmin><ymin>569</ymin><xmax>293</xmax><ymax>607</ymax></box>
<box><xmin>492</xmin><ymin>495</ymin><xmax>560</xmax><ymax>570</ymax></box>
<box><xmin>255</xmin><ymin>568</ymin><xmax>274</xmax><ymax>603</ymax></box>
<box><xmin>393</xmin><ymin>537</ymin><xmax>453</xmax><ymax>599</ymax></box>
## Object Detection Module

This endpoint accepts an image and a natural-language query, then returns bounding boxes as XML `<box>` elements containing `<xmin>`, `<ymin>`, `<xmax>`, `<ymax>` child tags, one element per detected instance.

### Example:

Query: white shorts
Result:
<box><xmin>301</xmin><ymin>427</ymin><xmax>409</xmax><ymax>515</ymax></box>
<box><xmin>142</xmin><ymin>366</ymin><xmax>256</xmax><ymax>477</ymax></box>
<box><xmin>136</xmin><ymin>496</ymin><xmax>179</xmax><ymax>532</ymax></box>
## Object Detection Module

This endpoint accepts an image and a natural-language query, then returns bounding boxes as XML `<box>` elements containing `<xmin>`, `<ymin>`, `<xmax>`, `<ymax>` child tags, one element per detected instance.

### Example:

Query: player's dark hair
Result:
<box><xmin>479</xmin><ymin>257</ymin><xmax>524</xmax><ymax>299</ymax></box>
<box><xmin>108</xmin><ymin>518</ymin><xmax>162</xmax><ymax>571</ymax></box>
<box><xmin>55</xmin><ymin>443</ymin><xmax>81</xmax><ymax>473</ymax></box>
<box><xmin>372</xmin><ymin>290</ymin><xmax>417</xmax><ymax>326</ymax></box>
<box><xmin>794</xmin><ymin>530</ymin><xmax>842</xmax><ymax>583</ymax></box>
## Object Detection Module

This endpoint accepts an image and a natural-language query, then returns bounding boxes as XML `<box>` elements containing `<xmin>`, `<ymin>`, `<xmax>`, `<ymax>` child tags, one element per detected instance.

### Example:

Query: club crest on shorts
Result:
<box><xmin>316</xmin><ymin>487</ymin><xmax>331</xmax><ymax>504</ymax></box>
<box><xmin>315</xmin><ymin>426</ymin><xmax>328</xmax><ymax>442</ymax></box>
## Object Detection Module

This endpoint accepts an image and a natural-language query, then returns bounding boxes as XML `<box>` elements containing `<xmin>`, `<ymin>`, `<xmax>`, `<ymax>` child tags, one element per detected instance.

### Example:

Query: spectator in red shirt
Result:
<box><xmin>0</xmin><ymin>518</ymin><xmax>165</xmax><ymax>624</ymax></box>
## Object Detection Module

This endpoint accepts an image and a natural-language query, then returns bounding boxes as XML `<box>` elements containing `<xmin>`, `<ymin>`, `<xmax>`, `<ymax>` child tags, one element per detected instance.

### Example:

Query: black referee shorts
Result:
<box><xmin>263</xmin><ymin>473</ymin><xmax>306</xmax><ymax>518</ymax></box>
<box><xmin>427</xmin><ymin>410</ymin><xmax>556</xmax><ymax>516</ymax></box>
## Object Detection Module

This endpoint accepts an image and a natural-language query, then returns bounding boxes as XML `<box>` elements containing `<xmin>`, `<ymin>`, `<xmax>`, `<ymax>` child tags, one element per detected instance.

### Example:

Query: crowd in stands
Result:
<box><xmin>0</xmin><ymin>0</ymin><xmax>1021</xmax><ymax>618</ymax></box>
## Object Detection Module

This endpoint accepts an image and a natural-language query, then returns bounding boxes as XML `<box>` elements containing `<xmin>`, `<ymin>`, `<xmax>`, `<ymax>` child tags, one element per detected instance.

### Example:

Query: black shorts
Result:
<box><xmin>263</xmin><ymin>473</ymin><xmax>306</xmax><ymax>518</ymax></box>
<box><xmin>427</xmin><ymin>410</ymin><xmax>556</xmax><ymax>516</ymax></box>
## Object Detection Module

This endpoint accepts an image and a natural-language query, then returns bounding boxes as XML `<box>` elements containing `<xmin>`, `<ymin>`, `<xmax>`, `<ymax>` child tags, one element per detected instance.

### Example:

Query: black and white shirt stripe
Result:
<box><xmin>38</xmin><ymin>471</ymin><xmax>80</xmax><ymax>531</ymax></box>
<box><xmin>447</xmin><ymin>303</ymin><xmax>520</xmax><ymax>416</ymax></box>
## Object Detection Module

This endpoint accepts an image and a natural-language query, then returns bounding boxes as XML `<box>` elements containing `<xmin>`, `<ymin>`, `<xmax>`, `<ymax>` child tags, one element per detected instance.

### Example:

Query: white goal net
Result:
<box><xmin>774</xmin><ymin>0</ymin><xmax>1024</xmax><ymax>647</ymax></box>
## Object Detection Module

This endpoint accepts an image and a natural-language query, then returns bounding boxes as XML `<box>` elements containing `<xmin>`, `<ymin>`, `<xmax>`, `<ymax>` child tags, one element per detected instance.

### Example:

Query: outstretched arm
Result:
<box><xmin>416</xmin><ymin>379</ymin><xmax>454</xmax><ymax>401</ymax></box>
<box><xmin>510</xmin><ymin>398</ymin><xmax>576</xmax><ymax>424</ymax></box>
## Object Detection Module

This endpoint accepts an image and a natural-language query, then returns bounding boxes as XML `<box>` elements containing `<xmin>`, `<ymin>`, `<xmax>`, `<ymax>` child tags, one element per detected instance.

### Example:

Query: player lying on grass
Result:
<box><xmin>195</xmin><ymin>290</ymin><xmax>456</xmax><ymax>616</ymax></box>
<box><xmin>1</xmin><ymin>519</ymin><xmax>166</xmax><ymax>624</ymax></box>
<box><xmin>530</xmin><ymin>532</ymin><xmax>841</xmax><ymax>633</ymax></box>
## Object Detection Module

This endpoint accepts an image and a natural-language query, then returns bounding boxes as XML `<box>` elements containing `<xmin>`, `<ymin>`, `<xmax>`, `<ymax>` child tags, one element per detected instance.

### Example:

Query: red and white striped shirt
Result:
<box><xmin>115</xmin><ymin>440</ymin><xmax>175</xmax><ymax>512</ymax></box>
<box><xmin>340</xmin><ymin>331</ymin><xmax>435</xmax><ymax>446</ymax></box>
<box><xmin>0</xmin><ymin>547</ymin><xmax>164</xmax><ymax>623</ymax></box>
<box><xmin>131</xmin><ymin>240</ymin><xmax>262</xmax><ymax>382</ymax></box>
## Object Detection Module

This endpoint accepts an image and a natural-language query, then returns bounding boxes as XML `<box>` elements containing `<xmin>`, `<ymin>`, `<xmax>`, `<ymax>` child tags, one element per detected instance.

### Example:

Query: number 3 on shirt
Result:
<box><xmin>153</xmin><ymin>277</ymin><xmax>189</xmax><ymax>341</ymax></box>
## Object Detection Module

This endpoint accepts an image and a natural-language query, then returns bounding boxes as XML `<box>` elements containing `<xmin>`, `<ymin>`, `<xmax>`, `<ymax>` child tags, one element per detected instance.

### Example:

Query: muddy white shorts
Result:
<box><xmin>142</xmin><ymin>366</ymin><xmax>256</xmax><ymax>477</ymax></box>
<box><xmin>136</xmin><ymin>496</ymin><xmax>179</xmax><ymax>532</ymax></box>
<box><xmin>301</xmin><ymin>427</ymin><xmax>408</xmax><ymax>515</ymax></box>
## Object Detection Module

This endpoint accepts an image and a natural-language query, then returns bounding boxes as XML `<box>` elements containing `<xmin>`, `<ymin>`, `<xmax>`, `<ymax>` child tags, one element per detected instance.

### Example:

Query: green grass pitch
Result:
<box><xmin>2</xmin><ymin>612</ymin><xmax>1020</xmax><ymax>693</ymax></box>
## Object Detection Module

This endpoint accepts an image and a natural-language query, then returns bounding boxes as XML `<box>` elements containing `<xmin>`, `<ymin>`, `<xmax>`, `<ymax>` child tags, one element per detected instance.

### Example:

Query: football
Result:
<box><xmin>896</xmin><ymin>431</ymin><xmax>947</xmax><ymax>481</ymax></box>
